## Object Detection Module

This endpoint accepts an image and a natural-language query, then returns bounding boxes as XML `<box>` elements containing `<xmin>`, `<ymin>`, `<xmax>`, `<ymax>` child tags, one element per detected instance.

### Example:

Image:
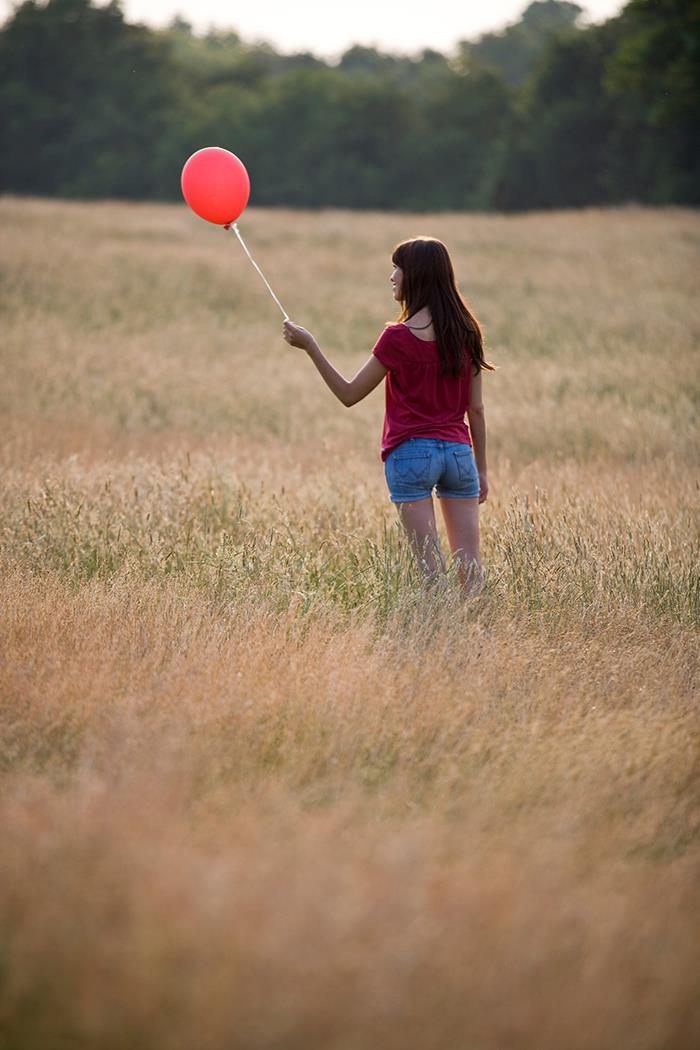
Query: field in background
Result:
<box><xmin>1</xmin><ymin>197</ymin><xmax>699</xmax><ymax>1049</ymax></box>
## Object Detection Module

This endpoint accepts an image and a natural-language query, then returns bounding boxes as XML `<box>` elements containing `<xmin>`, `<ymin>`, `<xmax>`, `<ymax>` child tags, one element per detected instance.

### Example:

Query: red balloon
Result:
<box><xmin>181</xmin><ymin>147</ymin><xmax>250</xmax><ymax>225</ymax></box>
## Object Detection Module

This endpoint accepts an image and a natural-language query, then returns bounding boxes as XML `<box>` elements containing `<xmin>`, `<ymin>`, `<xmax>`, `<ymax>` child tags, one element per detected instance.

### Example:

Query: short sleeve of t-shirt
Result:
<box><xmin>371</xmin><ymin>326</ymin><xmax>401</xmax><ymax>370</ymax></box>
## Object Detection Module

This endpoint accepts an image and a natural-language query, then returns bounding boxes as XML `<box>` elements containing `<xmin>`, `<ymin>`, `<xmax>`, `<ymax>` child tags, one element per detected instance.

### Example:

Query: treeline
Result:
<box><xmin>0</xmin><ymin>0</ymin><xmax>698</xmax><ymax>211</ymax></box>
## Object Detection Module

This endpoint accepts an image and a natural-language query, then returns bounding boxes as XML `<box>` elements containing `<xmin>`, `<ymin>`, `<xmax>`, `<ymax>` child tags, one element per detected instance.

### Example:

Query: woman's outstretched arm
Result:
<box><xmin>283</xmin><ymin>320</ymin><xmax>387</xmax><ymax>408</ymax></box>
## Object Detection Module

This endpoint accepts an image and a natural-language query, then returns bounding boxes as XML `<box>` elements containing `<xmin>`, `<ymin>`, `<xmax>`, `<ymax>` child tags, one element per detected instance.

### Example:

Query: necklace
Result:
<box><xmin>405</xmin><ymin>318</ymin><xmax>432</xmax><ymax>330</ymax></box>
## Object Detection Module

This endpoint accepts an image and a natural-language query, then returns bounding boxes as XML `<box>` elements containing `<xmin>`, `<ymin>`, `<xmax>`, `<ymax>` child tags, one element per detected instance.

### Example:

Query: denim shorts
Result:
<box><xmin>384</xmin><ymin>438</ymin><xmax>480</xmax><ymax>503</ymax></box>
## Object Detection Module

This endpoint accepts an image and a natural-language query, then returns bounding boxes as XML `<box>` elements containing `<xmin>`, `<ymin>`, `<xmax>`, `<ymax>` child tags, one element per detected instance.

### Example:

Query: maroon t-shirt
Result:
<box><xmin>371</xmin><ymin>323</ymin><xmax>473</xmax><ymax>461</ymax></box>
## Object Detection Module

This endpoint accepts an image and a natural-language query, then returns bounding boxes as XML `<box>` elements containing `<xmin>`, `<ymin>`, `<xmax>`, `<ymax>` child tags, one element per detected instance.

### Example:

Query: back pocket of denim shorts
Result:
<box><xmin>453</xmin><ymin>449</ymin><xmax>477</xmax><ymax>485</ymax></box>
<box><xmin>393</xmin><ymin>453</ymin><xmax>431</xmax><ymax>485</ymax></box>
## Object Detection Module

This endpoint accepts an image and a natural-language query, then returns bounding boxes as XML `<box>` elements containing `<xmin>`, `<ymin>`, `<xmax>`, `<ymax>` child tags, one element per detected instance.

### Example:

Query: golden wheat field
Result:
<box><xmin>1</xmin><ymin>195</ymin><xmax>699</xmax><ymax>1049</ymax></box>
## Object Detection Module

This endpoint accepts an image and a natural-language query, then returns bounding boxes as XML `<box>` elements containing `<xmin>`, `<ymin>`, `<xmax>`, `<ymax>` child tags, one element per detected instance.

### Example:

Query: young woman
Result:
<box><xmin>282</xmin><ymin>236</ymin><xmax>495</xmax><ymax>596</ymax></box>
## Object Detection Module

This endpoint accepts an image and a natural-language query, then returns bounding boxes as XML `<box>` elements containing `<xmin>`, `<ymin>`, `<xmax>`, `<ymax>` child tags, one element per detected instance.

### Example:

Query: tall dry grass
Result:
<box><xmin>0</xmin><ymin>196</ymin><xmax>699</xmax><ymax>1049</ymax></box>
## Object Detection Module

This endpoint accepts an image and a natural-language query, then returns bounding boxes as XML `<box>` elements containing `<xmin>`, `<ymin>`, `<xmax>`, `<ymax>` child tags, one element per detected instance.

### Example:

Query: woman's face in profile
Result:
<box><xmin>390</xmin><ymin>264</ymin><xmax>403</xmax><ymax>301</ymax></box>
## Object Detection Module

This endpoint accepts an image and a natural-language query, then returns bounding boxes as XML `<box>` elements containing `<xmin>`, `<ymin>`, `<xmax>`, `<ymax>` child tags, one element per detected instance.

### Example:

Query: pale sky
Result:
<box><xmin>0</xmin><ymin>0</ymin><xmax>627</xmax><ymax>57</ymax></box>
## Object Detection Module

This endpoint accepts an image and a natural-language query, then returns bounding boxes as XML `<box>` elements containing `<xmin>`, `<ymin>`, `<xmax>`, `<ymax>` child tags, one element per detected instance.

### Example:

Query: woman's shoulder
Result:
<box><xmin>381</xmin><ymin>322</ymin><xmax>415</xmax><ymax>342</ymax></box>
<box><xmin>374</xmin><ymin>322</ymin><xmax>407</xmax><ymax>348</ymax></box>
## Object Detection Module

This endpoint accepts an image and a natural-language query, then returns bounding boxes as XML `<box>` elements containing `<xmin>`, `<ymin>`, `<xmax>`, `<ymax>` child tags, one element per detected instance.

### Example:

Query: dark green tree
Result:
<box><xmin>458</xmin><ymin>0</ymin><xmax>583</xmax><ymax>86</ymax></box>
<box><xmin>406</xmin><ymin>68</ymin><xmax>513</xmax><ymax>210</ymax></box>
<box><xmin>604</xmin><ymin>0</ymin><xmax>700</xmax><ymax>202</ymax></box>
<box><xmin>0</xmin><ymin>0</ymin><xmax>180</xmax><ymax>197</ymax></box>
<box><xmin>1</xmin><ymin>0</ymin><xmax>698</xmax><ymax>210</ymax></box>
<box><xmin>236</xmin><ymin>67</ymin><xmax>414</xmax><ymax>208</ymax></box>
<box><xmin>499</xmin><ymin>25</ymin><xmax>617</xmax><ymax>208</ymax></box>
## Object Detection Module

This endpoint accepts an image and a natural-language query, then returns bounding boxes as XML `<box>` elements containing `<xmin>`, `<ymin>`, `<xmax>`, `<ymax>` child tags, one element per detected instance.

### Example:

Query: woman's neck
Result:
<box><xmin>405</xmin><ymin>307</ymin><xmax>432</xmax><ymax>329</ymax></box>
<box><xmin>402</xmin><ymin>308</ymin><xmax>435</xmax><ymax>342</ymax></box>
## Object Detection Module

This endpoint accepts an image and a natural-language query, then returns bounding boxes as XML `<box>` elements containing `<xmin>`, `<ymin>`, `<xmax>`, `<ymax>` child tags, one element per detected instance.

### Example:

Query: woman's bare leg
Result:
<box><xmin>396</xmin><ymin>497</ymin><xmax>446</xmax><ymax>580</ymax></box>
<box><xmin>438</xmin><ymin>497</ymin><xmax>484</xmax><ymax>596</ymax></box>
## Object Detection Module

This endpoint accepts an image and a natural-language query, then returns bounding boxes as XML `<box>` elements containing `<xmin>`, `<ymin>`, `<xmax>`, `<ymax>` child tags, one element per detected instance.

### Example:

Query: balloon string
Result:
<box><xmin>226</xmin><ymin>222</ymin><xmax>289</xmax><ymax>321</ymax></box>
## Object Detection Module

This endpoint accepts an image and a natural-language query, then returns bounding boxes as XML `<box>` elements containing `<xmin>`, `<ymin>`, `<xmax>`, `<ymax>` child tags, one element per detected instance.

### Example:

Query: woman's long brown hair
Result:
<box><xmin>392</xmin><ymin>237</ymin><xmax>496</xmax><ymax>378</ymax></box>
